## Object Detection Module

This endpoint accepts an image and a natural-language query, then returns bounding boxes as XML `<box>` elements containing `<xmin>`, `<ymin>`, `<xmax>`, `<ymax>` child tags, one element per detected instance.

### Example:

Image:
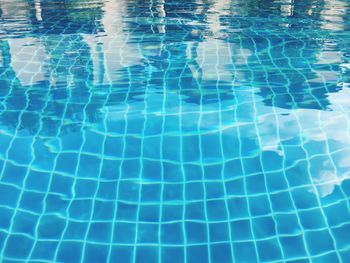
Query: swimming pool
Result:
<box><xmin>0</xmin><ymin>0</ymin><xmax>350</xmax><ymax>262</ymax></box>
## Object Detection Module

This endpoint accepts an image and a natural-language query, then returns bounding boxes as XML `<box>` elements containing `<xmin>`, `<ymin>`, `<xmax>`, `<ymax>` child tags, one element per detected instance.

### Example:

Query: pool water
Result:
<box><xmin>1</xmin><ymin>0</ymin><xmax>350</xmax><ymax>262</ymax></box>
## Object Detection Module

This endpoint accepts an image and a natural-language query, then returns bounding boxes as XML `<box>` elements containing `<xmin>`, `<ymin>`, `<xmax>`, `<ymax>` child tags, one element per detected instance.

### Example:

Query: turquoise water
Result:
<box><xmin>1</xmin><ymin>0</ymin><xmax>350</xmax><ymax>262</ymax></box>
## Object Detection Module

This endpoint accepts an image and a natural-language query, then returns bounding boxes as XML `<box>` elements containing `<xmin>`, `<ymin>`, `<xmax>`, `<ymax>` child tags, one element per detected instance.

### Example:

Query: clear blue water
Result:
<box><xmin>1</xmin><ymin>0</ymin><xmax>350</xmax><ymax>262</ymax></box>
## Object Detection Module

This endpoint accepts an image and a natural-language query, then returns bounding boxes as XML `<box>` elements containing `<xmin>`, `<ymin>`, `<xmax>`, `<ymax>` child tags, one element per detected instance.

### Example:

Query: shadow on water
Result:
<box><xmin>0</xmin><ymin>0</ymin><xmax>349</xmax><ymax>134</ymax></box>
<box><xmin>221</xmin><ymin>0</ymin><xmax>350</xmax><ymax>110</ymax></box>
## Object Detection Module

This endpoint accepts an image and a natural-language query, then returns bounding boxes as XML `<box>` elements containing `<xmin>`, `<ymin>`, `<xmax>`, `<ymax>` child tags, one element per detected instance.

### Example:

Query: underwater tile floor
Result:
<box><xmin>0</xmin><ymin>0</ymin><xmax>350</xmax><ymax>262</ymax></box>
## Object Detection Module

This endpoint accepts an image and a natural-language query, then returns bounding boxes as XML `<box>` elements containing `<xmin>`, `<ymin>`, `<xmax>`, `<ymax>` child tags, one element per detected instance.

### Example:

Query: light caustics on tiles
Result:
<box><xmin>0</xmin><ymin>0</ymin><xmax>350</xmax><ymax>262</ymax></box>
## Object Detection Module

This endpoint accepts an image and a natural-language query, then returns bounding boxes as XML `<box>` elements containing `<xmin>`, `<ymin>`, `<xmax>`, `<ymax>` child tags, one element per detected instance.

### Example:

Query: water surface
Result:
<box><xmin>0</xmin><ymin>0</ymin><xmax>350</xmax><ymax>262</ymax></box>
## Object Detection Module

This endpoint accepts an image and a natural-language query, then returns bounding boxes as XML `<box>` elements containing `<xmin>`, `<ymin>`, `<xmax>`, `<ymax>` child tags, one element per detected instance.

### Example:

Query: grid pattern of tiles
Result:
<box><xmin>0</xmin><ymin>0</ymin><xmax>350</xmax><ymax>262</ymax></box>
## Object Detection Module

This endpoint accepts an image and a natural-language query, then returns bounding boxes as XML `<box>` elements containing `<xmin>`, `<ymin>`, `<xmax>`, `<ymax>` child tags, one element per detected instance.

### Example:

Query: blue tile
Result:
<box><xmin>275</xmin><ymin>213</ymin><xmax>301</xmax><ymax>235</ymax></box>
<box><xmin>305</xmin><ymin>230</ymin><xmax>336</xmax><ymax>256</ymax></box>
<box><xmin>233</xmin><ymin>242</ymin><xmax>258</xmax><ymax>262</ymax></box>
<box><xmin>299</xmin><ymin>209</ymin><xmax>326</xmax><ymax>230</ymax></box>
<box><xmin>207</xmin><ymin>200</ymin><xmax>228</xmax><ymax>221</ymax></box>
<box><xmin>228</xmin><ymin>197</ymin><xmax>249</xmax><ymax>219</ymax></box>
<box><xmin>88</xmin><ymin>222</ymin><xmax>112</xmax><ymax>242</ymax></box>
<box><xmin>135</xmin><ymin>246</ymin><xmax>158</xmax><ymax>263</ymax></box>
<box><xmin>4</xmin><ymin>234</ymin><xmax>33</xmax><ymax>259</ymax></box>
<box><xmin>0</xmin><ymin>207</ymin><xmax>12</xmax><ymax>230</ymax></box>
<box><xmin>38</xmin><ymin>215</ymin><xmax>66</xmax><ymax>239</ymax></box>
<box><xmin>186</xmin><ymin>222</ymin><xmax>208</xmax><ymax>244</ymax></box>
<box><xmin>12</xmin><ymin>211</ymin><xmax>38</xmax><ymax>236</ymax></box>
<box><xmin>292</xmin><ymin>187</ymin><xmax>319</xmax><ymax>210</ymax></box>
<box><xmin>249</xmin><ymin>195</ymin><xmax>271</xmax><ymax>216</ymax></box>
<box><xmin>257</xmin><ymin>238</ymin><xmax>283</xmax><ymax>262</ymax></box>
<box><xmin>113</xmin><ymin>223</ymin><xmax>136</xmax><ymax>243</ymax></box>
<box><xmin>162</xmin><ymin>223</ymin><xmax>184</xmax><ymax>244</ymax></box>
<box><xmin>2</xmin><ymin>163</ymin><xmax>27</xmax><ymax>186</ymax></box>
<box><xmin>84</xmin><ymin>244</ymin><xmax>108</xmax><ymax>263</ymax></box>
<box><xmin>210</xmin><ymin>243</ymin><xmax>233</xmax><ymax>263</ymax></box>
<box><xmin>246</xmin><ymin>173</ymin><xmax>266</xmax><ymax>194</ymax></box>
<box><xmin>137</xmin><ymin>223</ymin><xmax>158</xmax><ymax>243</ymax></box>
<box><xmin>185</xmin><ymin>202</ymin><xmax>206</xmax><ymax>220</ymax></box>
<box><xmin>280</xmin><ymin>235</ymin><xmax>307</xmax><ymax>258</ymax></box>
<box><xmin>270</xmin><ymin>191</ymin><xmax>295</xmax><ymax>212</ymax></box>
<box><xmin>31</xmin><ymin>241</ymin><xmax>58</xmax><ymax>261</ymax></box>
<box><xmin>187</xmin><ymin>245</ymin><xmax>209</xmax><ymax>263</ymax></box>
<box><xmin>64</xmin><ymin>221</ymin><xmax>88</xmax><ymax>240</ymax></box>
<box><xmin>0</xmin><ymin>184</ymin><xmax>19</xmax><ymax>207</ymax></box>
<box><xmin>231</xmin><ymin>220</ymin><xmax>252</xmax><ymax>241</ymax></box>
<box><xmin>69</xmin><ymin>200</ymin><xmax>93</xmax><ymax>220</ymax></box>
<box><xmin>209</xmin><ymin>222</ymin><xmax>229</xmax><ymax>242</ymax></box>
<box><xmin>110</xmin><ymin>246</ymin><xmax>133</xmax><ymax>263</ymax></box>
<box><xmin>324</xmin><ymin>201</ymin><xmax>350</xmax><ymax>226</ymax></box>
<box><xmin>161</xmin><ymin>247</ymin><xmax>185</xmax><ymax>263</ymax></box>
<box><xmin>162</xmin><ymin>204</ymin><xmax>183</xmax><ymax>222</ymax></box>
<box><xmin>332</xmin><ymin>223</ymin><xmax>350</xmax><ymax>250</ymax></box>
<box><xmin>252</xmin><ymin>216</ymin><xmax>276</xmax><ymax>239</ymax></box>
<box><xmin>26</xmin><ymin>170</ymin><xmax>51</xmax><ymax>192</ymax></box>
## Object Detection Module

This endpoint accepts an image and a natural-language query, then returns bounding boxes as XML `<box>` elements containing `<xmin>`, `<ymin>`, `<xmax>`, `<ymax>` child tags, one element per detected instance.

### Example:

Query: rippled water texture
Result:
<box><xmin>1</xmin><ymin>0</ymin><xmax>350</xmax><ymax>262</ymax></box>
